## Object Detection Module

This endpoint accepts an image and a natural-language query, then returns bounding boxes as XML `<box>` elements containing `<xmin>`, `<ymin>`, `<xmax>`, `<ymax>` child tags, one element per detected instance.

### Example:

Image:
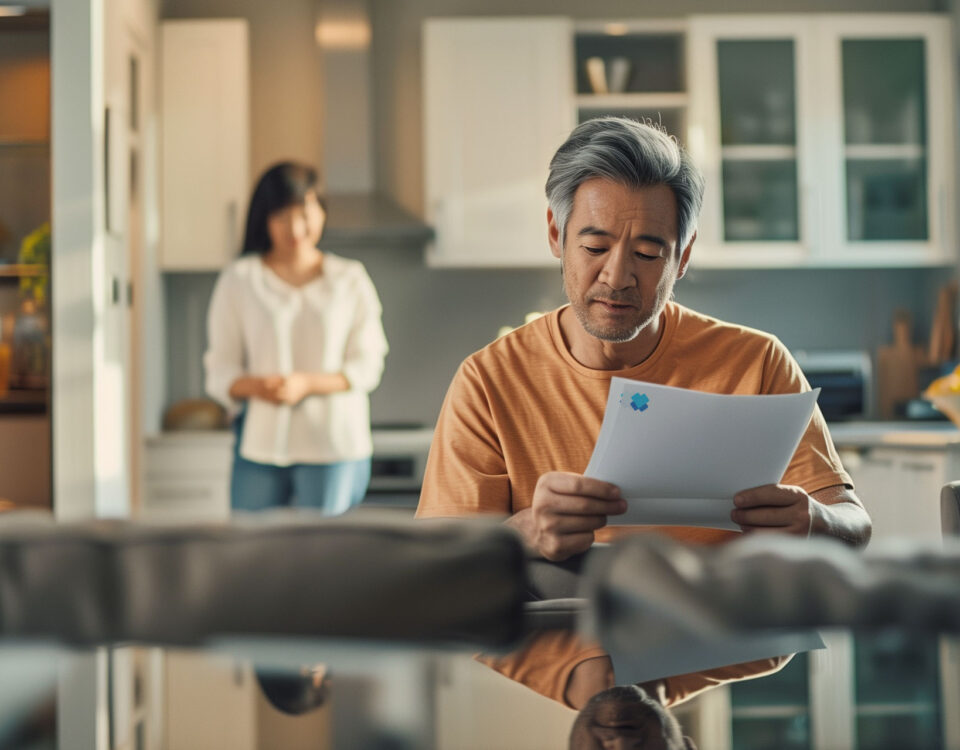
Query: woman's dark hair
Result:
<box><xmin>240</xmin><ymin>161</ymin><xmax>326</xmax><ymax>254</ymax></box>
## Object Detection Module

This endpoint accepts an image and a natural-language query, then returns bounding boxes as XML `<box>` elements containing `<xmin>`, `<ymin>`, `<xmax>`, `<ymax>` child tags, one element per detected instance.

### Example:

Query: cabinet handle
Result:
<box><xmin>901</xmin><ymin>461</ymin><xmax>936</xmax><ymax>473</ymax></box>
<box><xmin>860</xmin><ymin>455</ymin><xmax>894</xmax><ymax>468</ymax></box>
<box><xmin>938</xmin><ymin>184</ymin><xmax>947</xmax><ymax>250</ymax></box>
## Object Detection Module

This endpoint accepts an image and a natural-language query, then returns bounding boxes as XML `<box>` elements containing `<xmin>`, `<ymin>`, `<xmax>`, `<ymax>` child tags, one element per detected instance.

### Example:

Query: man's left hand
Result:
<box><xmin>731</xmin><ymin>484</ymin><xmax>813</xmax><ymax>536</ymax></box>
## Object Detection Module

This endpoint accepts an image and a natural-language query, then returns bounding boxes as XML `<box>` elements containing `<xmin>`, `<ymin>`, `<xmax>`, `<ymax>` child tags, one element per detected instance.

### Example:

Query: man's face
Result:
<box><xmin>549</xmin><ymin>178</ymin><xmax>692</xmax><ymax>344</ymax></box>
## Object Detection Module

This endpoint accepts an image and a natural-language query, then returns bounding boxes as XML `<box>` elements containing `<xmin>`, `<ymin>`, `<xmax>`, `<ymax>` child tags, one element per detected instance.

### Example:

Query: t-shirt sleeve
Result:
<box><xmin>761</xmin><ymin>338</ymin><xmax>854</xmax><ymax>496</ymax></box>
<box><xmin>416</xmin><ymin>358</ymin><xmax>511</xmax><ymax>518</ymax></box>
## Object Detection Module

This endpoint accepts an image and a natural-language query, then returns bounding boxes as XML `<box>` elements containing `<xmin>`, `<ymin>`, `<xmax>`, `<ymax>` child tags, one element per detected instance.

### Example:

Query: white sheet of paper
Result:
<box><xmin>606</xmin><ymin>629</ymin><xmax>826</xmax><ymax>685</ymax></box>
<box><xmin>585</xmin><ymin>379</ymin><xmax>820</xmax><ymax>530</ymax></box>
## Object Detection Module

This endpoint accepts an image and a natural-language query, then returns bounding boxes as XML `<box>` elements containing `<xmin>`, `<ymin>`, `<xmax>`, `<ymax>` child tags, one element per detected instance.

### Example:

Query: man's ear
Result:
<box><xmin>548</xmin><ymin>208</ymin><xmax>563</xmax><ymax>259</ymax></box>
<box><xmin>676</xmin><ymin>231</ymin><xmax>696</xmax><ymax>279</ymax></box>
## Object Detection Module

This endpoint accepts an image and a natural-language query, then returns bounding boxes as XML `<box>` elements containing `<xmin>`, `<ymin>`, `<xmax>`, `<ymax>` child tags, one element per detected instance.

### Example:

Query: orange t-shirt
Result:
<box><xmin>417</xmin><ymin>302</ymin><xmax>853</xmax><ymax>705</ymax></box>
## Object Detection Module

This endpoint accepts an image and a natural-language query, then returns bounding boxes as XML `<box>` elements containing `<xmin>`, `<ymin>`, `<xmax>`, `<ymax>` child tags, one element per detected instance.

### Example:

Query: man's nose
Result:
<box><xmin>598</xmin><ymin>246</ymin><xmax>636</xmax><ymax>290</ymax></box>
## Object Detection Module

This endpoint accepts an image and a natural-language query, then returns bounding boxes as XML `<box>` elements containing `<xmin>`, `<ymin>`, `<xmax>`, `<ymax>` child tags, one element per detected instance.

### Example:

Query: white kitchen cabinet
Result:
<box><xmin>838</xmin><ymin>441</ymin><xmax>960</xmax><ymax>542</ymax></box>
<box><xmin>687</xmin><ymin>14</ymin><xmax>955</xmax><ymax>268</ymax></box>
<box><xmin>422</xmin><ymin>18</ymin><xmax>576</xmax><ymax>267</ymax></box>
<box><xmin>142</xmin><ymin>431</ymin><xmax>233</xmax><ymax>521</ymax></box>
<box><xmin>160</xmin><ymin>20</ymin><xmax>249</xmax><ymax>270</ymax></box>
<box><xmin>164</xmin><ymin>650</ymin><xmax>256</xmax><ymax>750</ymax></box>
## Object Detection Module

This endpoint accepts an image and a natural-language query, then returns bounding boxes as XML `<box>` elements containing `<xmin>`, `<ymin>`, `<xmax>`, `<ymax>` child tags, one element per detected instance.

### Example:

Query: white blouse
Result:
<box><xmin>204</xmin><ymin>253</ymin><xmax>388</xmax><ymax>466</ymax></box>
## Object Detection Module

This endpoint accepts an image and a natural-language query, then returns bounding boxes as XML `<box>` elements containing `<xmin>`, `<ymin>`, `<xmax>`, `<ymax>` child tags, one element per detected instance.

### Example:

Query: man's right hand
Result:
<box><xmin>505</xmin><ymin>472</ymin><xmax>626</xmax><ymax>561</ymax></box>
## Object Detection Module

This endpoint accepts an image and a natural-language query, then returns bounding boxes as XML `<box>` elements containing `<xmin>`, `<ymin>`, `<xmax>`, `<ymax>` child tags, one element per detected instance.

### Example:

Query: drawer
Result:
<box><xmin>142</xmin><ymin>479</ymin><xmax>229</xmax><ymax>521</ymax></box>
<box><xmin>145</xmin><ymin>436</ymin><xmax>233</xmax><ymax>481</ymax></box>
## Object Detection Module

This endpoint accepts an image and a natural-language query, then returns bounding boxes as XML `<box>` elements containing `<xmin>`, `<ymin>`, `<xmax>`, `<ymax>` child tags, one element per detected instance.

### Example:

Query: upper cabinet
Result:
<box><xmin>423</xmin><ymin>18</ymin><xmax>575</xmax><ymax>267</ymax></box>
<box><xmin>160</xmin><ymin>20</ymin><xmax>249</xmax><ymax>271</ymax></box>
<box><xmin>422</xmin><ymin>14</ymin><xmax>955</xmax><ymax>269</ymax></box>
<box><xmin>687</xmin><ymin>14</ymin><xmax>955</xmax><ymax>268</ymax></box>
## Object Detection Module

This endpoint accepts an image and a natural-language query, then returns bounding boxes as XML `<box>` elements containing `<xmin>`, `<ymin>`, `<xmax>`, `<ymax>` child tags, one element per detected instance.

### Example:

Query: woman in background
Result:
<box><xmin>204</xmin><ymin>162</ymin><xmax>387</xmax><ymax>514</ymax></box>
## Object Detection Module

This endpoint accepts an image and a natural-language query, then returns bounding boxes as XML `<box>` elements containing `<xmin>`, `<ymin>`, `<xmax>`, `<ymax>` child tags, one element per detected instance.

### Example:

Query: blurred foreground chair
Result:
<box><xmin>0</xmin><ymin>511</ymin><xmax>530</xmax><ymax>749</ymax></box>
<box><xmin>0</xmin><ymin>512</ymin><xmax>526</xmax><ymax>647</ymax></box>
<box><xmin>579</xmin><ymin>534</ymin><xmax>960</xmax><ymax>667</ymax></box>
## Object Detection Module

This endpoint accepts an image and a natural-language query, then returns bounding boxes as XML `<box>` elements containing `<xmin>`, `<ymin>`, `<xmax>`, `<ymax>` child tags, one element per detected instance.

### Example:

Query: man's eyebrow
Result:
<box><xmin>576</xmin><ymin>226</ymin><xmax>669</xmax><ymax>248</ymax></box>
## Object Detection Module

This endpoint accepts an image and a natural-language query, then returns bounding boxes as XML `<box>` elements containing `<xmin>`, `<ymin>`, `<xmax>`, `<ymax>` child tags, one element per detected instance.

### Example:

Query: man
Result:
<box><xmin>416</xmin><ymin>117</ymin><xmax>871</xmax><ymax>709</ymax></box>
<box><xmin>569</xmin><ymin>685</ymin><xmax>696</xmax><ymax>750</ymax></box>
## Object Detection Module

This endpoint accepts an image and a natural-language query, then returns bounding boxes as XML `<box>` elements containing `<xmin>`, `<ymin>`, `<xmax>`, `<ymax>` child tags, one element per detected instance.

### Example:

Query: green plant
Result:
<box><xmin>17</xmin><ymin>222</ymin><xmax>50</xmax><ymax>306</ymax></box>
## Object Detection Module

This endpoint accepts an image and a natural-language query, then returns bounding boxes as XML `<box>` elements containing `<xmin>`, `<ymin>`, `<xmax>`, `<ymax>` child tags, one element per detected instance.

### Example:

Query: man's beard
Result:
<box><xmin>570</xmin><ymin>296</ymin><xmax>651</xmax><ymax>343</ymax></box>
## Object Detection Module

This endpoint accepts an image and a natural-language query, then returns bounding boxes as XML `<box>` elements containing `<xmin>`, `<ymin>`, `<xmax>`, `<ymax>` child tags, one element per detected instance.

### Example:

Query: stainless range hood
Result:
<box><xmin>316</xmin><ymin>0</ymin><xmax>432</xmax><ymax>250</ymax></box>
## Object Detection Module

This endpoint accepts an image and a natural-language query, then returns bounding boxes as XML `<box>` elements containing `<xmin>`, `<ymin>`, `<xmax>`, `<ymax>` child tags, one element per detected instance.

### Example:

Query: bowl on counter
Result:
<box><xmin>162</xmin><ymin>398</ymin><xmax>228</xmax><ymax>431</ymax></box>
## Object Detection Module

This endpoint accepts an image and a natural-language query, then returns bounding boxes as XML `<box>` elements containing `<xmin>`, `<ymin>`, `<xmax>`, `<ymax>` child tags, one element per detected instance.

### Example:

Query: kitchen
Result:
<box><xmin>1</xmin><ymin>0</ymin><xmax>960</xmax><ymax>748</ymax></box>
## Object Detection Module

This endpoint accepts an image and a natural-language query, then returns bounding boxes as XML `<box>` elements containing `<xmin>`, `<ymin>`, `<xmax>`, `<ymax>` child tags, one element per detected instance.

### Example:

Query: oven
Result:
<box><xmin>363</xmin><ymin>425</ymin><xmax>434</xmax><ymax>510</ymax></box>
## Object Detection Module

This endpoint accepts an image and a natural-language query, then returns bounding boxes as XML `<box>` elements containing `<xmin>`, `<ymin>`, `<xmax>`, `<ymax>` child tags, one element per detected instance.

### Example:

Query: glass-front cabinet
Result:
<box><xmin>687</xmin><ymin>14</ymin><xmax>954</xmax><ymax>268</ymax></box>
<box><xmin>700</xmin><ymin>631</ymin><xmax>960</xmax><ymax>750</ymax></box>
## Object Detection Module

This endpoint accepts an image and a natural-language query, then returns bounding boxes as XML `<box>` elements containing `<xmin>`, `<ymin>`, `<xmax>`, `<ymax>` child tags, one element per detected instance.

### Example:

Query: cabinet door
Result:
<box><xmin>688</xmin><ymin>14</ymin><xmax>954</xmax><ymax>269</ymax></box>
<box><xmin>423</xmin><ymin>18</ymin><xmax>575</xmax><ymax>267</ymax></box>
<box><xmin>844</xmin><ymin>446</ymin><xmax>947</xmax><ymax>542</ymax></box>
<box><xmin>814</xmin><ymin>15</ymin><xmax>954</xmax><ymax>266</ymax></box>
<box><xmin>161</xmin><ymin>20</ymin><xmax>249</xmax><ymax>270</ymax></box>
<box><xmin>164</xmin><ymin>651</ymin><xmax>255</xmax><ymax>750</ymax></box>
<box><xmin>687</xmin><ymin>16</ymin><xmax>819</xmax><ymax>267</ymax></box>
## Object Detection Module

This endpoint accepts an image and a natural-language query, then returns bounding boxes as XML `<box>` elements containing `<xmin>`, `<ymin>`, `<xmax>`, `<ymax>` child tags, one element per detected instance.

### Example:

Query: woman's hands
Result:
<box><xmin>228</xmin><ymin>373</ymin><xmax>350</xmax><ymax>405</ymax></box>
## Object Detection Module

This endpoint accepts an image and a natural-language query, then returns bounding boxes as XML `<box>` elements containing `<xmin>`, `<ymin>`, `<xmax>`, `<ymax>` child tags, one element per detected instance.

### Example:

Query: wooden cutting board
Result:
<box><xmin>928</xmin><ymin>280</ymin><xmax>957</xmax><ymax>365</ymax></box>
<box><xmin>876</xmin><ymin>311</ymin><xmax>926</xmax><ymax>419</ymax></box>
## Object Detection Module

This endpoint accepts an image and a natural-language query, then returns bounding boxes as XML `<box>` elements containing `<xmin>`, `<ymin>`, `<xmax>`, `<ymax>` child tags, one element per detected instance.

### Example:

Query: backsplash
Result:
<box><xmin>164</xmin><ymin>251</ymin><xmax>954</xmax><ymax>429</ymax></box>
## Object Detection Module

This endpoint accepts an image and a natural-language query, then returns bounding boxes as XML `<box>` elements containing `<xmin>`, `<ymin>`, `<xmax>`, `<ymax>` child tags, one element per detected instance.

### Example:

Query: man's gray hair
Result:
<box><xmin>545</xmin><ymin>117</ymin><xmax>705</xmax><ymax>252</ymax></box>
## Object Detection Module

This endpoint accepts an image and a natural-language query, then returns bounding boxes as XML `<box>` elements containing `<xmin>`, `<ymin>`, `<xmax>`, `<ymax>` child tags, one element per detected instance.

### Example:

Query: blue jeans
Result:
<box><xmin>230</xmin><ymin>411</ymin><xmax>371</xmax><ymax>515</ymax></box>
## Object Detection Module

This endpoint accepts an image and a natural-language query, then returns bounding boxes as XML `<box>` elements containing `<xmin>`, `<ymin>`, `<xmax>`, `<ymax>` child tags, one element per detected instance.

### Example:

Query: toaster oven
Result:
<box><xmin>793</xmin><ymin>350</ymin><xmax>872</xmax><ymax>422</ymax></box>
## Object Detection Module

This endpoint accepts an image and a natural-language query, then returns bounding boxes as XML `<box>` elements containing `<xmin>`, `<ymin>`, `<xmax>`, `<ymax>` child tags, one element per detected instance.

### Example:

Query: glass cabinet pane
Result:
<box><xmin>722</xmin><ymin>160</ymin><xmax>798</xmax><ymax>241</ymax></box>
<box><xmin>717</xmin><ymin>40</ymin><xmax>796</xmax><ymax>146</ymax></box>
<box><xmin>732</xmin><ymin>653</ymin><xmax>809</xmax><ymax>708</ymax></box>
<box><xmin>845</xmin><ymin>158</ymin><xmax>927</xmax><ymax>241</ymax></box>
<box><xmin>716</xmin><ymin>40</ymin><xmax>799</xmax><ymax>244</ymax></box>
<box><xmin>843</xmin><ymin>40</ymin><xmax>925</xmax><ymax>146</ymax></box>
<box><xmin>732</xmin><ymin>716</ymin><xmax>810</xmax><ymax>750</ymax></box>
<box><xmin>854</xmin><ymin>633</ymin><xmax>942</xmax><ymax>750</ymax></box>
<box><xmin>842</xmin><ymin>39</ymin><xmax>928</xmax><ymax>241</ymax></box>
<box><xmin>856</xmin><ymin>714</ymin><xmax>941</xmax><ymax>750</ymax></box>
<box><xmin>731</xmin><ymin>654</ymin><xmax>810</xmax><ymax>750</ymax></box>
<box><xmin>854</xmin><ymin>633</ymin><xmax>940</xmax><ymax>707</ymax></box>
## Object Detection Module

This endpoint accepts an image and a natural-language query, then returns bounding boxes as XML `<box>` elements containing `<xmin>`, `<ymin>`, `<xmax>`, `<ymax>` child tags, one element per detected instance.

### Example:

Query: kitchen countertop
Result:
<box><xmin>149</xmin><ymin>423</ymin><xmax>960</xmax><ymax>450</ymax></box>
<box><xmin>828</xmin><ymin>421</ymin><xmax>960</xmax><ymax>448</ymax></box>
<box><xmin>147</xmin><ymin>426</ymin><xmax>436</xmax><ymax>450</ymax></box>
<box><xmin>0</xmin><ymin>389</ymin><xmax>47</xmax><ymax>416</ymax></box>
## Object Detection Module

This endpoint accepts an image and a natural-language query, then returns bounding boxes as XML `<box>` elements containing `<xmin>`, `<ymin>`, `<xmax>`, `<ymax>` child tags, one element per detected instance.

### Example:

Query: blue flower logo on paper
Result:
<box><xmin>630</xmin><ymin>393</ymin><xmax>650</xmax><ymax>412</ymax></box>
